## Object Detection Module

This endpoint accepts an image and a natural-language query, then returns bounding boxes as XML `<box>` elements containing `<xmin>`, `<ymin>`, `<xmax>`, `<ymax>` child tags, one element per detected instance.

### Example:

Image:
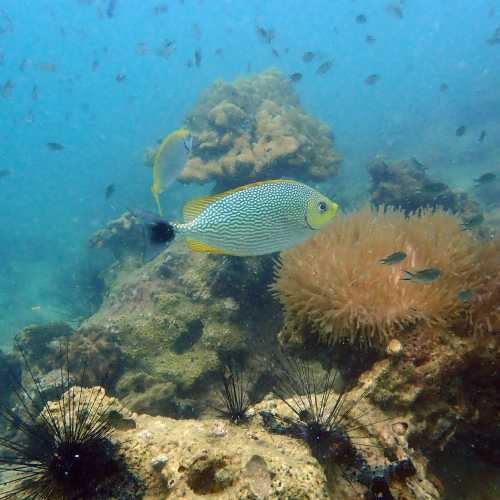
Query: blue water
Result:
<box><xmin>1</xmin><ymin>0</ymin><xmax>499</xmax><ymax>342</ymax></box>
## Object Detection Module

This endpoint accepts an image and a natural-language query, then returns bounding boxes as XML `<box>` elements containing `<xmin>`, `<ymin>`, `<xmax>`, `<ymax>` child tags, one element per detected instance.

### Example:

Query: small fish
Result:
<box><xmin>401</xmin><ymin>268</ymin><xmax>442</xmax><ymax>284</ymax></box>
<box><xmin>105</xmin><ymin>183</ymin><xmax>115</xmax><ymax>199</ymax></box>
<box><xmin>380</xmin><ymin>251</ymin><xmax>407</xmax><ymax>265</ymax></box>
<box><xmin>156</xmin><ymin>39</ymin><xmax>176</xmax><ymax>59</ymax></box>
<box><xmin>316</xmin><ymin>60</ymin><xmax>333</xmax><ymax>75</ymax></box>
<box><xmin>19</xmin><ymin>58</ymin><xmax>29</xmax><ymax>71</ymax></box>
<box><xmin>136</xmin><ymin>42</ymin><xmax>148</xmax><ymax>55</ymax></box>
<box><xmin>461</xmin><ymin>213</ymin><xmax>484</xmax><ymax>230</ymax></box>
<box><xmin>47</xmin><ymin>142</ymin><xmax>64</xmax><ymax>151</ymax></box>
<box><xmin>32</xmin><ymin>85</ymin><xmax>38</xmax><ymax>100</ymax></box>
<box><xmin>302</xmin><ymin>51</ymin><xmax>315</xmax><ymax>63</ymax></box>
<box><xmin>365</xmin><ymin>74</ymin><xmax>380</xmax><ymax>85</ymax></box>
<box><xmin>36</xmin><ymin>63</ymin><xmax>57</xmax><ymax>72</ymax></box>
<box><xmin>186</xmin><ymin>59</ymin><xmax>193</xmax><ymax>68</ymax></box>
<box><xmin>486</xmin><ymin>27</ymin><xmax>500</xmax><ymax>45</ymax></box>
<box><xmin>141</xmin><ymin>179</ymin><xmax>338</xmax><ymax>256</ymax></box>
<box><xmin>410</xmin><ymin>157</ymin><xmax>427</xmax><ymax>171</ymax></box>
<box><xmin>194</xmin><ymin>49</ymin><xmax>202</xmax><ymax>67</ymax></box>
<box><xmin>31</xmin><ymin>305</ymin><xmax>42</xmax><ymax>311</ymax></box>
<box><xmin>458</xmin><ymin>289</ymin><xmax>474</xmax><ymax>302</ymax></box>
<box><xmin>0</xmin><ymin>169</ymin><xmax>11</xmax><ymax>179</ymax></box>
<box><xmin>115</xmin><ymin>72</ymin><xmax>126</xmax><ymax>82</ymax></box>
<box><xmin>106</xmin><ymin>0</ymin><xmax>117</xmax><ymax>18</ymax></box>
<box><xmin>355</xmin><ymin>14</ymin><xmax>367</xmax><ymax>24</ymax></box>
<box><xmin>215</xmin><ymin>48</ymin><xmax>223</xmax><ymax>56</ymax></box>
<box><xmin>272</xmin><ymin>48</ymin><xmax>280</xmax><ymax>58</ymax></box>
<box><xmin>256</xmin><ymin>26</ymin><xmax>275</xmax><ymax>44</ymax></box>
<box><xmin>478</xmin><ymin>130</ymin><xmax>486</xmax><ymax>143</ymax></box>
<box><xmin>419</xmin><ymin>182</ymin><xmax>447</xmax><ymax>195</ymax></box>
<box><xmin>153</xmin><ymin>4</ymin><xmax>168</xmax><ymax>15</ymax></box>
<box><xmin>1</xmin><ymin>79</ymin><xmax>14</xmax><ymax>98</ymax></box>
<box><xmin>386</xmin><ymin>3</ymin><xmax>403</xmax><ymax>19</ymax></box>
<box><xmin>474</xmin><ymin>172</ymin><xmax>496</xmax><ymax>185</ymax></box>
<box><xmin>455</xmin><ymin>125</ymin><xmax>466</xmax><ymax>137</ymax></box>
<box><xmin>91</xmin><ymin>60</ymin><xmax>99</xmax><ymax>71</ymax></box>
<box><xmin>365</xmin><ymin>35</ymin><xmax>376</xmax><ymax>44</ymax></box>
<box><xmin>439</xmin><ymin>83</ymin><xmax>449</xmax><ymax>92</ymax></box>
<box><xmin>289</xmin><ymin>72</ymin><xmax>303</xmax><ymax>82</ymax></box>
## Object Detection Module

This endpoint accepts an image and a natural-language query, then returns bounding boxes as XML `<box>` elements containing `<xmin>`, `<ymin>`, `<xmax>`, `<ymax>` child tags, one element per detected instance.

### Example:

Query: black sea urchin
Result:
<box><xmin>0</xmin><ymin>345</ymin><xmax>127</xmax><ymax>499</ymax></box>
<box><xmin>212</xmin><ymin>362</ymin><xmax>251</xmax><ymax>424</ymax></box>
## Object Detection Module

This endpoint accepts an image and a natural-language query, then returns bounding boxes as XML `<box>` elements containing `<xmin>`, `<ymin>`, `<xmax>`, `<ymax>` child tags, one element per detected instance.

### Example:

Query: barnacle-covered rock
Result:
<box><xmin>180</xmin><ymin>69</ymin><xmax>341</xmax><ymax>191</ymax></box>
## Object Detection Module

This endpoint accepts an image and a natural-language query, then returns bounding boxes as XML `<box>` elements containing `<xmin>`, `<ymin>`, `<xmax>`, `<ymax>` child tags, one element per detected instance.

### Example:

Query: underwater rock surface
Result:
<box><xmin>179</xmin><ymin>69</ymin><xmax>341</xmax><ymax>190</ymax></box>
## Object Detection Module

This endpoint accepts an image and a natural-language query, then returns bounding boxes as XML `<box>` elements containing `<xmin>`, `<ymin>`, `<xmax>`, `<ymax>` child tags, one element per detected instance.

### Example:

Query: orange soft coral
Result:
<box><xmin>272</xmin><ymin>207</ymin><xmax>483</xmax><ymax>347</ymax></box>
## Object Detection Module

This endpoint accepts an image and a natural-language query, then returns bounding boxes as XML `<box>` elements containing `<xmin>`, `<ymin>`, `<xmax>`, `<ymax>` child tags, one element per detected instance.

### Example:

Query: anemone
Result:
<box><xmin>272</xmin><ymin>207</ymin><xmax>482</xmax><ymax>347</ymax></box>
<box><xmin>0</xmin><ymin>344</ymin><xmax>128</xmax><ymax>499</ymax></box>
<box><xmin>212</xmin><ymin>362</ymin><xmax>251</xmax><ymax>425</ymax></box>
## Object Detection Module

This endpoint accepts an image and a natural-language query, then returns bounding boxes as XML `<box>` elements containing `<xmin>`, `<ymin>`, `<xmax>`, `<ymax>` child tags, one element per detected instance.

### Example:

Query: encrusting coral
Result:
<box><xmin>272</xmin><ymin>207</ymin><xmax>483</xmax><ymax>347</ymax></box>
<box><xmin>179</xmin><ymin>69</ymin><xmax>341</xmax><ymax>190</ymax></box>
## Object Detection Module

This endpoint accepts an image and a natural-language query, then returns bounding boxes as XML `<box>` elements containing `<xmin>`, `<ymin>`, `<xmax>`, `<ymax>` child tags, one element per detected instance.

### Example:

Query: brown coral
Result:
<box><xmin>272</xmin><ymin>207</ymin><xmax>483</xmax><ymax>347</ymax></box>
<box><xmin>181</xmin><ymin>69</ymin><xmax>341</xmax><ymax>190</ymax></box>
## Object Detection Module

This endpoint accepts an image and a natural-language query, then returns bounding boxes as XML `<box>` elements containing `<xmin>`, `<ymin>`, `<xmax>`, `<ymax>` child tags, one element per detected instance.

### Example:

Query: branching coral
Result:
<box><xmin>180</xmin><ymin>69</ymin><xmax>341</xmax><ymax>190</ymax></box>
<box><xmin>272</xmin><ymin>207</ymin><xmax>483</xmax><ymax>347</ymax></box>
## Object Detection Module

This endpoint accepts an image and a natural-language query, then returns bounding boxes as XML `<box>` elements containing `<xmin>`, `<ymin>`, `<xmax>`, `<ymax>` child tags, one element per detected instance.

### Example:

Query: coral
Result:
<box><xmin>88</xmin><ymin>212</ymin><xmax>145</xmax><ymax>261</ymax></box>
<box><xmin>179</xmin><ymin>69</ymin><xmax>341</xmax><ymax>190</ymax></box>
<box><xmin>272</xmin><ymin>207</ymin><xmax>483</xmax><ymax>347</ymax></box>
<box><xmin>368</xmin><ymin>156</ymin><xmax>480</xmax><ymax>218</ymax></box>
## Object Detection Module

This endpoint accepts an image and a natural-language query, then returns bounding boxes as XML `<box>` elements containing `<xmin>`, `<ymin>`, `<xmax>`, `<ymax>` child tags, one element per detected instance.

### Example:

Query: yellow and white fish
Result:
<box><xmin>151</xmin><ymin>128</ymin><xmax>193</xmax><ymax>216</ymax></box>
<box><xmin>141</xmin><ymin>179</ymin><xmax>338</xmax><ymax>256</ymax></box>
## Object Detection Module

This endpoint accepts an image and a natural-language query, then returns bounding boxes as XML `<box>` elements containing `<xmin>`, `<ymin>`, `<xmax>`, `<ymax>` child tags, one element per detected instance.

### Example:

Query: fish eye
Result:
<box><xmin>317</xmin><ymin>201</ymin><xmax>328</xmax><ymax>213</ymax></box>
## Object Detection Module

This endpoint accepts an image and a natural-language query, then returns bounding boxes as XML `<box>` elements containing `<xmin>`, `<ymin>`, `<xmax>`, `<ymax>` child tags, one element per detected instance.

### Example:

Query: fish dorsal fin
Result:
<box><xmin>182</xmin><ymin>179</ymin><xmax>297</xmax><ymax>222</ymax></box>
<box><xmin>186</xmin><ymin>238</ymin><xmax>233</xmax><ymax>255</ymax></box>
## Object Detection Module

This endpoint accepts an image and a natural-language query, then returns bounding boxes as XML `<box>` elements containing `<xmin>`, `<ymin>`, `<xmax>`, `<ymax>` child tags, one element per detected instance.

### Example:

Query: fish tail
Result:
<box><xmin>400</xmin><ymin>270</ymin><xmax>414</xmax><ymax>281</ymax></box>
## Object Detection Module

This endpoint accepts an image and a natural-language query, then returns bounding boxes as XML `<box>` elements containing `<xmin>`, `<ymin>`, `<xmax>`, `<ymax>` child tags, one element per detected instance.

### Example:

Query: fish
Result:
<box><xmin>461</xmin><ymin>213</ymin><xmax>484</xmax><ymax>230</ymax></box>
<box><xmin>365</xmin><ymin>74</ymin><xmax>380</xmax><ymax>85</ymax></box>
<box><xmin>380</xmin><ymin>251</ymin><xmax>407</xmax><ymax>265</ymax></box>
<box><xmin>31</xmin><ymin>85</ymin><xmax>38</xmax><ymax>100</ymax></box>
<box><xmin>194</xmin><ymin>49</ymin><xmax>202</xmax><ymax>67</ymax></box>
<box><xmin>31</xmin><ymin>305</ymin><xmax>42</xmax><ymax>311</ymax></box>
<box><xmin>365</xmin><ymin>35</ymin><xmax>376</xmax><ymax>44</ymax></box>
<box><xmin>0</xmin><ymin>9</ymin><xmax>13</xmax><ymax>35</ymax></box>
<box><xmin>91</xmin><ymin>60</ymin><xmax>99</xmax><ymax>71</ymax></box>
<box><xmin>156</xmin><ymin>39</ymin><xmax>176</xmax><ymax>59</ymax></box>
<box><xmin>455</xmin><ymin>125</ymin><xmax>466</xmax><ymax>137</ymax></box>
<box><xmin>105</xmin><ymin>183</ymin><xmax>115</xmax><ymax>199</ymax></box>
<box><xmin>0</xmin><ymin>169</ymin><xmax>11</xmax><ymax>179</ymax></box>
<box><xmin>401</xmin><ymin>268</ymin><xmax>442</xmax><ymax>284</ymax></box>
<box><xmin>478</xmin><ymin>130</ymin><xmax>486</xmax><ymax>143</ymax></box>
<box><xmin>256</xmin><ymin>26</ymin><xmax>275</xmax><ymax>44</ymax></box>
<box><xmin>272</xmin><ymin>48</ymin><xmax>280</xmax><ymax>58</ymax></box>
<box><xmin>316</xmin><ymin>60</ymin><xmax>333</xmax><ymax>75</ymax></box>
<box><xmin>115</xmin><ymin>72</ymin><xmax>126</xmax><ymax>82</ymax></box>
<box><xmin>215</xmin><ymin>48</ymin><xmax>223</xmax><ymax>56</ymax></box>
<box><xmin>142</xmin><ymin>179</ymin><xmax>338</xmax><ymax>256</ymax></box>
<box><xmin>36</xmin><ymin>63</ymin><xmax>57</xmax><ymax>72</ymax></box>
<box><xmin>439</xmin><ymin>83</ymin><xmax>449</xmax><ymax>92</ymax></box>
<box><xmin>355</xmin><ymin>14</ymin><xmax>367</xmax><ymax>24</ymax></box>
<box><xmin>153</xmin><ymin>4</ymin><xmax>168</xmax><ymax>15</ymax></box>
<box><xmin>106</xmin><ymin>0</ymin><xmax>117</xmax><ymax>18</ymax></box>
<box><xmin>136</xmin><ymin>42</ymin><xmax>149</xmax><ymax>55</ymax></box>
<box><xmin>419</xmin><ymin>182</ymin><xmax>447</xmax><ymax>195</ymax></box>
<box><xmin>474</xmin><ymin>172</ymin><xmax>496</xmax><ymax>185</ymax></box>
<box><xmin>386</xmin><ymin>3</ymin><xmax>403</xmax><ymax>19</ymax></box>
<box><xmin>47</xmin><ymin>142</ymin><xmax>64</xmax><ymax>151</ymax></box>
<box><xmin>151</xmin><ymin>128</ymin><xmax>193</xmax><ymax>215</ymax></box>
<box><xmin>410</xmin><ymin>157</ymin><xmax>427</xmax><ymax>171</ymax></box>
<box><xmin>289</xmin><ymin>72</ymin><xmax>303</xmax><ymax>82</ymax></box>
<box><xmin>302</xmin><ymin>51</ymin><xmax>315</xmax><ymax>63</ymax></box>
<box><xmin>1</xmin><ymin>79</ymin><xmax>14</xmax><ymax>98</ymax></box>
<box><xmin>458</xmin><ymin>289</ymin><xmax>474</xmax><ymax>302</ymax></box>
<box><xmin>486</xmin><ymin>27</ymin><xmax>500</xmax><ymax>45</ymax></box>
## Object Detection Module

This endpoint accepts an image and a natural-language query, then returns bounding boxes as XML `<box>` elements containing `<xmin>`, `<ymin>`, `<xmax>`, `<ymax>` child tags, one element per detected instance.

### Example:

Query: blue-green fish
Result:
<box><xmin>380</xmin><ymin>251</ymin><xmax>407</xmax><ymax>265</ymax></box>
<box><xmin>143</xmin><ymin>179</ymin><xmax>338</xmax><ymax>256</ymax></box>
<box><xmin>401</xmin><ymin>268</ymin><xmax>442</xmax><ymax>283</ymax></box>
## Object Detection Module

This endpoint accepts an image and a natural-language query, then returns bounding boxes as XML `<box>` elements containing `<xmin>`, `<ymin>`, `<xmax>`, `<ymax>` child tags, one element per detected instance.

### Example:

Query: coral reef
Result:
<box><xmin>89</xmin><ymin>211</ymin><xmax>145</xmax><ymax>262</ymax></box>
<box><xmin>272</xmin><ymin>207</ymin><xmax>482</xmax><ymax>347</ymax></box>
<box><xmin>81</xmin><ymin>239</ymin><xmax>280</xmax><ymax>417</ymax></box>
<box><xmin>179</xmin><ymin>69</ymin><xmax>341</xmax><ymax>190</ymax></box>
<box><xmin>368</xmin><ymin>156</ymin><xmax>480</xmax><ymax>218</ymax></box>
<box><xmin>37</xmin><ymin>387</ymin><xmax>437</xmax><ymax>499</ymax></box>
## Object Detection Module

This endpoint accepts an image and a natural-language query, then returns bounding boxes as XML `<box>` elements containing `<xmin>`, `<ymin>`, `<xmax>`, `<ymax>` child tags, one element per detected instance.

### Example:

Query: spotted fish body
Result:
<box><xmin>171</xmin><ymin>179</ymin><xmax>338</xmax><ymax>256</ymax></box>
